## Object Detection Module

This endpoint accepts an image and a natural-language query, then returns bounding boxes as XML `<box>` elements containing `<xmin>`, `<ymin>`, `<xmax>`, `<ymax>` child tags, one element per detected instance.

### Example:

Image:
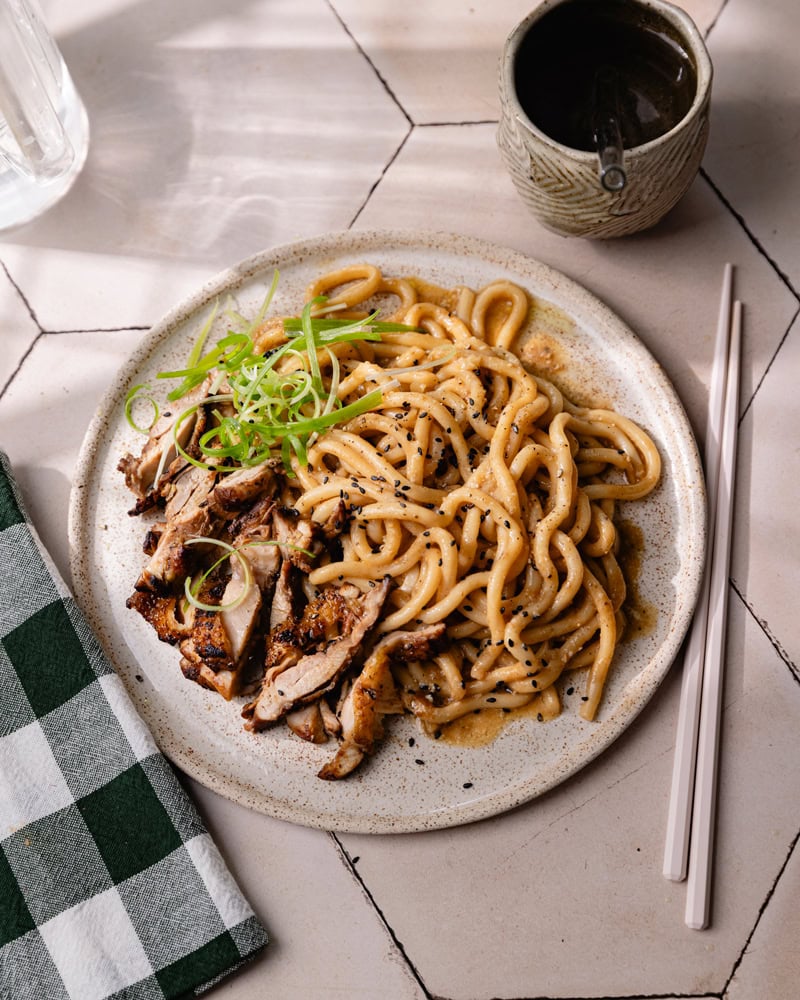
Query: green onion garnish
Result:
<box><xmin>145</xmin><ymin>274</ymin><xmax>418</xmax><ymax>474</ymax></box>
<box><xmin>184</xmin><ymin>537</ymin><xmax>252</xmax><ymax>612</ymax></box>
<box><xmin>183</xmin><ymin>536</ymin><xmax>315</xmax><ymax>613</ymax></box>
<box><xmin>125</xmin><ymin>383</ymin><xmax>160</xmax><ymax>434</ymax></box>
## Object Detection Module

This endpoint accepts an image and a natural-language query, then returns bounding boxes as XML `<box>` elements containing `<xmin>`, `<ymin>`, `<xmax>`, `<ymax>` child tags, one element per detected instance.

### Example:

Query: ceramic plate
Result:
<box><xmin>70</xmin><ymin>230</ymin><xmax>705</xmax><ymax>833</ymax></box>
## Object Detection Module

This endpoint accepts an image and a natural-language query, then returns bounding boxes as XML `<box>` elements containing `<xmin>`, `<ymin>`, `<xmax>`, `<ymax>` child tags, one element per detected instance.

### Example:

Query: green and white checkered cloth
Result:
<box><xmin>0</xmin><ymin>451</ymin><xmax>268</xmax><ymax>999</ymax></box>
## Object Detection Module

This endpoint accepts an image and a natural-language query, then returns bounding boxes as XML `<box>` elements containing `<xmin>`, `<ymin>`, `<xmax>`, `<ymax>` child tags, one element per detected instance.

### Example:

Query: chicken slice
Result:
<box><xmin>210</xmin><ymin>461</ymin><xmax>281</xmax><ymax>517</ymax></box>
<box><xmin>242</xmin><ymin>579</ymin><xmax>391</xmax><ymax>730</ymax></box>
<box><xmin>179</xmin><ymin>596</ymin><xmax>236</xmax><ymax>695</ymax></box>
<box><xmin>286</xmin><ymin>702</ymin><xmax>328</xmax><ymax>744</ymax></box>
<box><xmin>118</xmin><ymin>378</ymin><xmax>211</xmax><ymax>502</ymax></box>
<box><xmin>271</xmin><ymin>506</ymin><xmax>325</xmax><ymax>571</ymax></box>
<box><xmin>133</xmin><ymin>467</ymin><xmax>218</xmax><ymax>593</ymax></box>
<box><xmin>268</xmin><ymin>559</ymin><xmax>297</xmax><ymax>632</ymax></box>
<box><xmin>319</xmin><ymin>697</ymin><xmax>342</xmax><ymax>737</ymax></box>
<box><xmin>318</xmin><ymin>623</ymin><xmax>446</xmax><ymax>780</ymax></box>
<box><xmin>125</xmin><ymin>590</ymin><xmax>195</xmax><ymax>645</ymax></box>
<box><xmin>219</xmin><ymin>551</ymin><xmax>262</xmax><ymax>666</ymax></box>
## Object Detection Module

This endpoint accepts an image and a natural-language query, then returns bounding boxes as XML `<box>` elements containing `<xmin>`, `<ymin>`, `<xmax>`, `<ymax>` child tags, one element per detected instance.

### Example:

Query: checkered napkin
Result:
<box><xmin>0</xmin><ymin>452</ymin><xmax>268</xmax><ymax>999</ymax></box>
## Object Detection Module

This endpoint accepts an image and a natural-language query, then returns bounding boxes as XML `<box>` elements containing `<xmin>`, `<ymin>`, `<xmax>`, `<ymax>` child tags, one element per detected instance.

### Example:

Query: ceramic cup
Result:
<box><xmin>497</xmin><ymin>0</ymin><xmax>713</xmax><ymax>238</ymax></box>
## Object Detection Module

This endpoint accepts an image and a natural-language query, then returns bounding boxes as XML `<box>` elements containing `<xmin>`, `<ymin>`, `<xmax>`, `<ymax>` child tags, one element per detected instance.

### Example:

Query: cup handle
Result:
<box><xmin>0</xmin><ymin>0</ymin><xmax>74</xmax><ymax>181</ymax></box>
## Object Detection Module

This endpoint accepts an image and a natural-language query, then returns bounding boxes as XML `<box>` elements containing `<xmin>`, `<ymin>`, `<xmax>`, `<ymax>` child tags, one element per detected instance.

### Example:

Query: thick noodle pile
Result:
<box><xmin>277</xmin><ymin>264</ymin><xmax>660</xmax><ymax>729</ymax></box>
<box><xmin>121</xmin><ymin>261</ymin><xmax>662</xmax><ymax>778</ymax></box>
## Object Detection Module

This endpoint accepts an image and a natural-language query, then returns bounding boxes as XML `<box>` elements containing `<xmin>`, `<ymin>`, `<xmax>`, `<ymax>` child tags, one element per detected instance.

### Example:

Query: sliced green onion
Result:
<box><xmin>183</xmin><ymin>537</ymin><xmax>252</xmax><ymax>613</ymax></box>
<box><xmin>301</xmin><ymin>296</ymin><xmax>325</xmax><ymax>392</ymax></box>
<box><xmin>283</xmin><ymin>314</ymin><xmax>421</xmax><ymax>335</ymax></box>
<box><xmin>186</xmin><ymin>299</ymin><xmax>220</xmax><ymax>369</ymax></box>
<box><xmin>124</xmin><ymin>383</ymin><xmax>160</xmax><ymax>434</ymax></box>
<box><xmin>146</xmin><ymin>278</ymin><xmax>402</xmax><ymax>473</ymax></box>
<box><xmin>183</xmin><ymin>534</ymin><xmax>315</xmax><ymax>615</ymax></box>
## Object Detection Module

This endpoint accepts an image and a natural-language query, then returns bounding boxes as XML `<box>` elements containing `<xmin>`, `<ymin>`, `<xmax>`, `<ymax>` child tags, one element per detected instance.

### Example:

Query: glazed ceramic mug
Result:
<box><xmin>497</xmin><ymin>0</ymin><xmax>713</xmax><ymax>238</ymax></box>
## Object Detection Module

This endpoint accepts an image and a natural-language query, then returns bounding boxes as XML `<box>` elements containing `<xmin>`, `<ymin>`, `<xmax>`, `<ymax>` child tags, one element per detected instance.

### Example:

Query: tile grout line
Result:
<box><xmin>704</xmin><ymin>0</ymin><xmax>732</xmax><ymax>39</ymax></box>
<box><xmin>328</xmin><ymin>832</ymin><xmax>434</xmax><ymax>999</ymax></box>
<box><xmin>730</xmin><ymin>577</ymin><xmax>800</xmax><ymax>686</ymax></box>
<box><xmin>0</xmin><ymin>256</ymin><xmax>44</xmax><ymax>400</ymax></box>
<box><xmin>326</xmin><ymin>0</ymin><xmax>413</xmax><ymax>127</ymax></box>
<box><xmin>721</xmin><ymin>824</ymin><xmax>800</xmax><ymax>997</ymax></box>
<box><xmin>418</xmin><ymin>119</ymin><xmax>500</xmax><ymax>128</ymax></box>
<box><xmin>0</xmin><ymin>325</ymin><xmax>150</xmax><ymax>401</ymax></box>
<box><xmin>0</xmin><ymin>255</ymin><xmax>45</xmax><ymax>332</ymax></box>
<box><xmin>326</xmin><ymin>0</ymin><xmax>416</xmax><ymax>229</ymax></box>
<box><xmin>737</xmin><ymin>301</ymin><xmax>800</xmax><ymax>425</ymax></box>
<box><xmin>38</xmin><ymin>325</ymin><xmax>151</xmax><ymax>335</ymax></box>
<box><xmin>695</xmin><ymin>168</ymin><xmax>800</xmax><ymax>421</ymax></box>
<box><xmin>0</xmin><ymin>330</ymin><xmax>42</xmax><ymax>401</ymax></box>
<box><xmin>699</xmin><ymin>167</ymin><xmax>799</xmax><ymax>303</ymax></box>
<box><xmin>349</xmin><ymin>127</ymin><xmax>413</xmax><ymax>229</ymax></box>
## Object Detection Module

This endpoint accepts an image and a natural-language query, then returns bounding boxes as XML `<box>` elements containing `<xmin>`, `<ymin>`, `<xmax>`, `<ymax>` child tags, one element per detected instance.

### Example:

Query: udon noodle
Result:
<box><xmin>268</xmin><ymin>263</ymin><xmax>660</xmax><ymax>730</ymax></box>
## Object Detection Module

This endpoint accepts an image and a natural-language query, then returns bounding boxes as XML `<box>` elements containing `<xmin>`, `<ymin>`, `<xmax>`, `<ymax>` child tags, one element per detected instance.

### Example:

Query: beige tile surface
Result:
<box><xmin>338</xmin><ymin>597</ymin><xmax>800</xmax><ymax>998</ymax></box>
<box><xmin>186</xmin><ymin>782</ymin><xmax>427</xmax><ymax>999</ymax></box>
<box><xmin>0</xmin><ymin>328</ymin><xmax>143</xmax><ymax>583</ymax></box>
<box><xmin>725</xmin><ymin>831</ymin><xmax>800</xmax><ymax>1000</ymax></box>
<box><xmin>0</xmin><ymin>245</ymin><xmax>209</xmax><ymax>333</ymax></box>
<box><xmin>330</xmin><ymin>0</ymin><xmax>724</xmax><ymax>126</ymax></box>
<box><xmin>732</xmin><ymin>314</ymin><xmax>800</xmax><ymax>675</ymax></box>
<box><xmin>703</xmin><ymin>0</ymin><xmax>800</xmax><ymax>290</ymax></box>
<box><xmin>1</xmin><ymin>0</ymin><xmax>799</xmax><ymax>998</ymax></box>
<box><xmin>25</xmin><ymin>0</ymin><xmax>409</xmax><ymax>267</ymax></box>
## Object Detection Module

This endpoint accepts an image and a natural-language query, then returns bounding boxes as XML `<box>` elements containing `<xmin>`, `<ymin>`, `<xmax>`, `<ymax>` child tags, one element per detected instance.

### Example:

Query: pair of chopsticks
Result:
<box><xmin>662</xmin><ymin>263</ymin><xmax>743</xmax><ymax>929</ymax></box>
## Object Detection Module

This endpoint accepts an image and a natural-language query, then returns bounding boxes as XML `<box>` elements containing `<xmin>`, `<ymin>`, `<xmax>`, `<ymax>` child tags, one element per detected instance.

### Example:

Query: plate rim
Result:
<box><xmin>69</xmin><ymin>228</ymin><xmax>706</xmax><ymax>833</ymax></box>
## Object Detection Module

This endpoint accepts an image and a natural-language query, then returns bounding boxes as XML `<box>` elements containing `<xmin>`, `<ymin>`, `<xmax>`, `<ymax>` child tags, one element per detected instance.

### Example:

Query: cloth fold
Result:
<box><xmin>0</xmin><ymin>452</ymin><xmax>268</xmax><ymax>999</ymax></box>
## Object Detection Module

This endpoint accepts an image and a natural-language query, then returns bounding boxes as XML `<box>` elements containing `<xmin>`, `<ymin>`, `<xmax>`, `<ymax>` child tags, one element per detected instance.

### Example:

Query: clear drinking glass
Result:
<box><xmin>0</xmin><ymin>0</ymin><xmax>89</xmax><ymax>231</ymax></box>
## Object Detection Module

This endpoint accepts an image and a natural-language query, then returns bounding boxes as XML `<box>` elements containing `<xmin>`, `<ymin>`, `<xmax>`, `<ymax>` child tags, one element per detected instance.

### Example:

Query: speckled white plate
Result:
<box><xmin>70</xmin><ymin>230</ymin><xmax>705</xmax><ymax>834</ymax></box>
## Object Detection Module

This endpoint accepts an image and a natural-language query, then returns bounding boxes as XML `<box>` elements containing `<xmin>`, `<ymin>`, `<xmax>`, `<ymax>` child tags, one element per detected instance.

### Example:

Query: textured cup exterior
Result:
<box><xmin>496</xmin><ymin>1</ymin><xmax>712</xmax><ymax>239</ymax></box>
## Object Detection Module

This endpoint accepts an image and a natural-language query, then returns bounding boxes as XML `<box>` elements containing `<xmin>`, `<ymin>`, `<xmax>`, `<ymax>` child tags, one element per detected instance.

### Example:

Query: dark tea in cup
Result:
<box><xmin>513</xmin><ymin>0</ymin><xmax>698</xmax><ymax>152</ymax></box>
<box><xmin>496</xmin><ymin>0</ymin><xmax>712</xmax><ymax>237</ymax></box>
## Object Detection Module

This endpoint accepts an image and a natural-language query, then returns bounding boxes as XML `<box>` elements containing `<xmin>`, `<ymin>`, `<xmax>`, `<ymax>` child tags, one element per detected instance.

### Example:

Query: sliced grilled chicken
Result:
<box><xmin>318</xmin><ymin>623</ymin><xmax>446</xmax><ymax>780</ymax></box>
<box><xmin>125</xmin><ymin>590</ymin><xmax>195</xmax><ymax>645</ymax></box>
<box><xmin>242</xmin><ymin>579</ymin><xmax>391</xmax><ymax>729</ymax></box>
<box><xmin>210</xmin><ymin>461</ymin><xmax>281</xmax><ymax>516</ymax></box>
<box><xmin>286</xmin><ymin>702</ymin><xmax>328</xmax><ymax>743</ymax></box>
<box><xmin>271</xmin><ymin>506</ymin><xmax>325</xmax><ymax>571</ymax></box>
<box><xmin>118</xmin><ymin>378</ymin><xmax>211</xmax><ymax>503</ymax></box>
<box><xmin>133</xmin><ymin>467</ymin><xmax>217</xmax><ymax>593</ymax></box>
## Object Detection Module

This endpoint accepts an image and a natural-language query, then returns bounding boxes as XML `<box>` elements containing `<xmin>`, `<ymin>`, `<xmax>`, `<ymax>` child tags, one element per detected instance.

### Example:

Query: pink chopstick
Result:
<box><xmin>662</xmin><ymin>266</ymin><xmax>743</xmax><ymax>928</ymax></box>
<box><xmin>685</xmin><ymin>299</ymin><xmax>742</xmax><ymax>929</ymax></box>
